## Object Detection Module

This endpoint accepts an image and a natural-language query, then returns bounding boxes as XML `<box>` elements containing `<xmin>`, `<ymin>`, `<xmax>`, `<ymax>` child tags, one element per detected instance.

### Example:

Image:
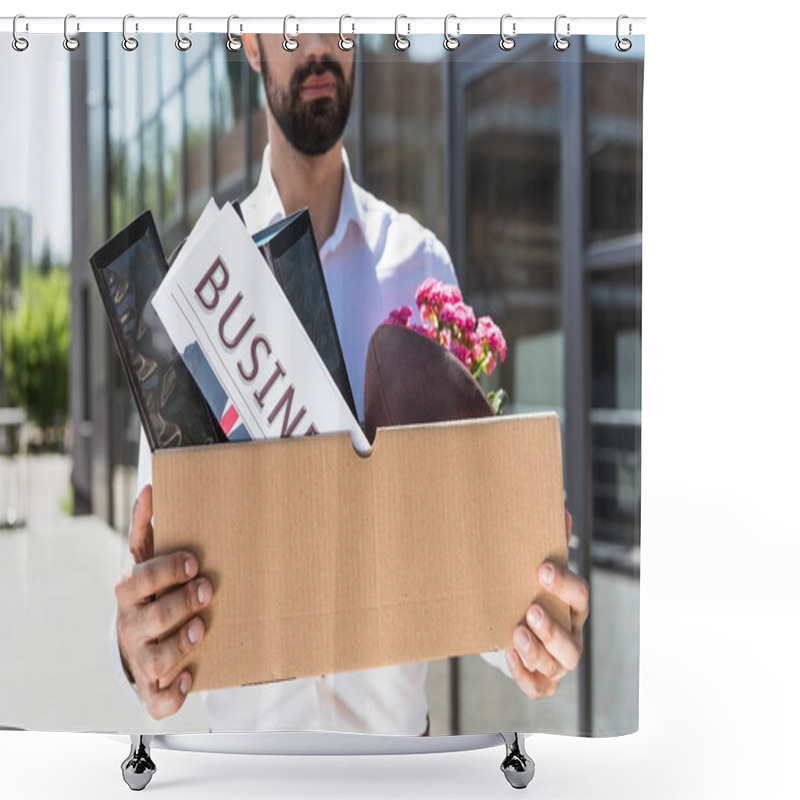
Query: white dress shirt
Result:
<box><xmin>120</xmin><ymin>145</ymin><xmax>512</xmax><ymax>735</ymax></box>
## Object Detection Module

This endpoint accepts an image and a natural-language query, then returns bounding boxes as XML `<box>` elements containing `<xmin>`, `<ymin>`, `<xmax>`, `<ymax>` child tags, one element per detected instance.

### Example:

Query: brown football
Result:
<box><xmin>363</xmin><ymin>324</ymin><xmax>494</xmax><ymax>444</ymax></box>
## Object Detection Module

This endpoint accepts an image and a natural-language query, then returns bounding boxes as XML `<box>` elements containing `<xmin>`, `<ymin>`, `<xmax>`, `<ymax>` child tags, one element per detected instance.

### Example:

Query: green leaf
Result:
<box><xmin>487</xmin><ymin>388</ymin><xmax>509</xmax><ymax>416</ymax></box>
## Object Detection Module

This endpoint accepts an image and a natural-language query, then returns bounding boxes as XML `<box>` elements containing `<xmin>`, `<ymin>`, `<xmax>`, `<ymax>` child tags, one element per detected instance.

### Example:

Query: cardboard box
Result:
<box><xmin>153</xmin><ymin>412</ymin><xmax>569</xmax><ymax>692</ymax></box>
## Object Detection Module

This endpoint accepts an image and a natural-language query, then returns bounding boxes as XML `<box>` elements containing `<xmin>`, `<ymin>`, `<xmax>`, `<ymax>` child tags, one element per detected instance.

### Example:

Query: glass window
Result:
<box><xmin>123</xmin><ymin>49</ymin><xmax>140</xmax><ymax>140</ymax></box>
<box><xmin>361</xmin><ymin>35</ymin><xmax>445</xmax><ymax>241</ymax></box>
<box><xmin>463</xmin><ymin>54</ymin><xmax>562</xmax><ymax>416</ymax></box>
<box><xmin>185</xmin><ymin>61</ymin><xmax>213</xmax><ymax>226</ymax></box>
<box><xmin>213</xmin><ymin>43</ymin><xmax>248</xmax><ymax>201</ymax></box>
<box><xmin>161</xmin><ymin>34</ymin><xmax>182</xmax><ymax>100</ymax></box>
<box><xmin>590</xmin><ymin>265</ymin><xmax>641</xmax><ymax>552</ymax></box>
<box><xmin>86</xmin><ymin>53</ymin><xmax>107</xmax><ymax>248</ymax></box>
<box><xmin>249</xmin><ymin>64</ymin><xmax>268</xmax><ymax>183</ymax></box>
<box><xmin>141</xmin><ymin>43</ymin><xmax>160</xmax><ymax>121</ymax></box>
<box><xmin>108</xmin><ymin>44</ymin><xmax>126</xmax><ymax>234</ymax></box>
<box><xmin>141</xmin><ymin>120</ymin><xmax>162</xmax><ymax>221</ymax></box>
<box><xmin>125</xmin><ymin>138</ymin><xmax>142</xmax><ymax>220</ymax></box>
<box><xmin>585</xmin><ymin>42</ymin><xmax>644</xmax><ymax>243</ymax></box>
<box><xmin>161</xmin><ymin>92</ymin><xmax>184</xmax><ymax>234</ymax></box>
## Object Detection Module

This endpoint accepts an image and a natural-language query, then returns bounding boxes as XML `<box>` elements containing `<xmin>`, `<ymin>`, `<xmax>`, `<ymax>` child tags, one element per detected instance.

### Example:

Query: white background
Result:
<box><xmin>2</xmin><ymin>0</ymin><xmax>799</xmax><ymax>798</ymax></box>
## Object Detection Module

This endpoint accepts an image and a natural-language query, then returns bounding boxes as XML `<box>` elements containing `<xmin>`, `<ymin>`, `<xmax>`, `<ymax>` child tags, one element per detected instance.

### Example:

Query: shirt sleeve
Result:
<box><xmin>109</xmin><ymin>426</ymin><xmax>152</xmax><ymax>709</ymax></box>
<box><xmin>479</xmin><ymin>649</ymin><xmax>514</xmax><ymax>680</ymax></box>
<box><xmin>425</xmin><ymin>233</ymin><xmax>459</xmax><ymax>288</ymax></box>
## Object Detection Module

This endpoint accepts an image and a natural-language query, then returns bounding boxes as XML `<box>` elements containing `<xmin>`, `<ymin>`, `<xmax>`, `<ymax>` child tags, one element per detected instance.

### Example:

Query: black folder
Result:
<box><xmin>89</xmin><ymin>211</ymin><xmax>224</xmax><ymax>451</ymax></box>
<box><xmin>253</xmin><ymin>208</ymin><xmax>357</xmax><ymax>421</ymax></box>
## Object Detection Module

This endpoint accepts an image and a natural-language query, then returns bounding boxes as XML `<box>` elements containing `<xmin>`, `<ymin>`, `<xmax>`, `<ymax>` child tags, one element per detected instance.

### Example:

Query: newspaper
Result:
<box><xmin>152</xmin><ymin>202</ymin><xmax>370</xmax><ymax>453</ymax></box>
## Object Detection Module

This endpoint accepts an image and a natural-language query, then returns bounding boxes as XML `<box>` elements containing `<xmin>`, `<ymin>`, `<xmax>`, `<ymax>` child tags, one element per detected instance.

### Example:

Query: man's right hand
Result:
<box><xmin>115</xmin><ymin>485</ymin><xmax>213</xmax><ymax>720</ymax></box>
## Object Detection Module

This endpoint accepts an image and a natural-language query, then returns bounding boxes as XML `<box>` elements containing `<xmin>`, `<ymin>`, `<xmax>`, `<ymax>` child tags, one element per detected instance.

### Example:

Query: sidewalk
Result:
<box><xmin>0</xmin><ymin>454</ymin><xmax>208</xmax><ymax>734</ymax></box>
<box><xmin>1</xmin><ymin>454</ymin><xmax>638</xmax><ymax>736</ymax></box>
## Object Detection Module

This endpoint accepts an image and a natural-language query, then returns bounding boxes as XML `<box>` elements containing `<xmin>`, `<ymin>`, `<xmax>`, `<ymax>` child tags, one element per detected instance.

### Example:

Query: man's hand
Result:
<box><xmin>505</xmin><ymin>510</ymin><xmax>590</xmax><ymax>699</ymax></box>
<box><xmin>115</xmin><ymin>485</ymin><xmax>213</xmax><ymax>720</ymax></box>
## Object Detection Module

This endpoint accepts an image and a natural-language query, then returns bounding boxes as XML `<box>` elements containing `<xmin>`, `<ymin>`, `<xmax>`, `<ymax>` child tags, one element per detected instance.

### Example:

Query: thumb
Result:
<box><xmin>129</xmin><ymin>485</ymin><xmax>154</xmax><ymax>564</ymax></box>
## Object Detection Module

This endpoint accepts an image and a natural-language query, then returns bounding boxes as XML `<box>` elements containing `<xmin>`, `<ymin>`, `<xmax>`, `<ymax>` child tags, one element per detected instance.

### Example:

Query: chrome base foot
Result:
<box><xmin>500</xmin><ymin>733</ymin><xmax>535</xmax><ymax>789</ymax></box>
<box><xmin>121</xmin><ymin>735</ymin><xmax>156</xmax><ymax>791</ymax></box>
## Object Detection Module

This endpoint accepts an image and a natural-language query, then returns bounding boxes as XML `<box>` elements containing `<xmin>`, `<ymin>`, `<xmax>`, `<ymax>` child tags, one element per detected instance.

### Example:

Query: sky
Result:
<box><xmin>0</xmin><ymin>35</ymin><xmax>72</xmax><ymax>263</ymax></box>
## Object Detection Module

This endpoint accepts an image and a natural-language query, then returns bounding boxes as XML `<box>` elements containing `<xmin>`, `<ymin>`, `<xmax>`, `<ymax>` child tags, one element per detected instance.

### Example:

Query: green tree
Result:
<box><xmin>3</xmin><ymin>268</ymin><xmax>70</xmax><ymax>444</ymax></box>
<box><xmin>40</xmin><ymin>239</ymin><xmax>52</xmax><ymax>276</ymax></box>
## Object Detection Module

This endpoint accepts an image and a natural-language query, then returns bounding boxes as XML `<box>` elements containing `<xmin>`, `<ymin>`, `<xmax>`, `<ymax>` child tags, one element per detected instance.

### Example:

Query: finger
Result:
<box><xmin>539</xmin><ymin>562</ymin><xmax>590</xmax><ymax>629</ymax></box>
<box><xmin>525</xmin><ymin>604</ymin><xmax>583</xmax><ymax>673</ymax></box>
<box><xmin>504</xmin><ymin>649</ymin><xmax>559</xmax><ymax>700</ymax></box>
<box><xmin>564</xmin><ymin>509</ymin><xmax>573</xmax><ymax>546</ymax></box>
<box><xmin>512</xmin><ymin>625</ymin><xmax>562</xmax><ymax>679</ymax></box>
<box><xmin>138</xmin><ymin>616</ymin><xmax>205</xmax><ymax>685</ymax></box>
<box><xmin>138</xmin><ymin>577</ymin><xmax>212</xmax><ymax>641</ymax></box>
<box><xmin>141</xmin><ymin>670</ymin><xmax>193</xmax><ymax>721</ymax></box>
<box><xmin>116</xmin><ymin>551</ymin><xmax>199</xmax><ymax>608</ymax></box>
<box><xmin>130</xmin><ymin>485</ymin><xmax>154</xmax><ymax>564</ymax></box>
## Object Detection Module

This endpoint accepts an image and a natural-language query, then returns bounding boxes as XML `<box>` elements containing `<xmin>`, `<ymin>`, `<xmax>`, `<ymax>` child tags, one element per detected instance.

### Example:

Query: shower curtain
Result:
<box><xmin>0</xmin><ymin>16</ymin><xmax>643</xmax><ymax>788</ymax></box>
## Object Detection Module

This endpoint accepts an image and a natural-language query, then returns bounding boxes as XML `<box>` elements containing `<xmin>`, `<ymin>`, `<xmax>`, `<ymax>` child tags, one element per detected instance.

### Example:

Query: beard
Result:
<box><xmin>261</xmin><ymin>53</ymin><xmax>354</xmax><ymax>157</ymax></box>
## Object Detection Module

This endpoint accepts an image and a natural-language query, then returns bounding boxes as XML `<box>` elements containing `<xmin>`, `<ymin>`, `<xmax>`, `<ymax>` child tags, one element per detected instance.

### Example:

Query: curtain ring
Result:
<box><xmin>226</xmin><ymin>15</ymin><xmax>242</xmax><ymax>51</ymax></box>
<box><xmin>12</xmin><ymin>14</ymin><xmax>29</xmax><ymax>52</ymax></box>
<box><xmin>615</xmin><ymin>15</ymin><xmax>632</xmax><ymax>52</ymax></box>
<box><xmin>443</xmin><ymin>14</ymin><xmax>460</xmax><ymax>51</ymax></box>
<box><xmin>339</xmin><ymin>14</ymin><xmax>355</xmax><ymax>51</ymax></box>
<box><xmin>283</xmin><ymin>15</ymin><xmax>299</xmax><ymax>51</ymax></box>
<box><xmin>553</xmin><ymin>14</ymin><xmax>570</xmax><ymax>51</ymax></box>
<box><xmin>499</xmin><ymin>14</ymin><xmax>515</xmax><ymax>51</ymax></box>
<box><xmin>176</xmin><ymin>14</ymin><xmax>192</xmax><ymax>51</ymax></box>
<box><xmin>394</xmin><ymin>15</ymin><xmax>410</xmax><ymax>51</ymax></box>
<box><xmin>63</xmin><ymin>14</ymin><xmax>80</xmax><ymax>51</ymax></box>
<box><xmin>122</xmin><ymin>14</ymin><xmax>138</xmax><ymax>51</ymax></box>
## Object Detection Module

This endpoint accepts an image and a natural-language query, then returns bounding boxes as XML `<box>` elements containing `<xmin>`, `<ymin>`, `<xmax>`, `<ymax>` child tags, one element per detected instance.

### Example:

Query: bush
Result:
<box><xmin>3</xmin><ymin>268</ymin><xmax>70</xmax><ymax>441</ymax></box>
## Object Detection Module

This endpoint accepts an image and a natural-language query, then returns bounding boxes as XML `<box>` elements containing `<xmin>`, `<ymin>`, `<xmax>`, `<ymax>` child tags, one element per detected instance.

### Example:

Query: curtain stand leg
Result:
<box><xmin>500</xmin><ymin>732</ymin><xmax>535</xmax><ymax>789</ymax></box>
<box><xmin>121</xmin><ymin>734</ymin><xmax>156</xmax><ymax>791</ymax></box>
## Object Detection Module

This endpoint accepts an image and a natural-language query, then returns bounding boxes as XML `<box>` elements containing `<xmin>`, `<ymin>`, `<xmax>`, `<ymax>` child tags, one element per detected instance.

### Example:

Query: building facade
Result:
<box><xmin>68</xmin><ymin>33</ymin><xmax>642</xmax><ymax>571</ymax></box>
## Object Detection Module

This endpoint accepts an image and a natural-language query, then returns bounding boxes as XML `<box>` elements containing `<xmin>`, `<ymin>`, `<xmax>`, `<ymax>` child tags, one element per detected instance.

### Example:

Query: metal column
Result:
<box><xmin>560</xmin><ymin>37</ymin><xmax>593</xmax><ymax>736</ymax></box>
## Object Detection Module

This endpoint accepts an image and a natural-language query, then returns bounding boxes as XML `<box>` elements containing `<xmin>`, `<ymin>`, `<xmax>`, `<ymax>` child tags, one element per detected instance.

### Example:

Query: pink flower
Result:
<box><xmin>441</xmin><ymin>283</ymin><xmax>463</xmax><ymax>305</ymax></box>
<box><xmin>440</xmin><ymin>301</ymin><xmax>476</xmax><ymax>337</ymax></box>
<box><xmin>415</xmin><ymin>277</ymin><xmax>438</xmax><ymax>310</ymax></box>
<box><xmin>477</xmin><ymin>316</ymin><xmax>507</xmax><ymax>362</ymax></box>
<box><xmin>403</xmin><ymin>279</ymin><xmax>508</xmax><ymax>401</ymax></box>
<box><xmin>409</xmin><ymin>323</ymin><xmax>436</xmax><ymax>338</ymax></box>
<box><xmin>415</xmin><ymin>279</ymin><xmax>463</xmax><ymax>323</ymax></box>
<box><xmin>384</xmin><ymin>305</ymin><xmax>413</xmax><ymax>327</ymax></box>
<box><xmin>448</xmin><ymin>339</ymin><xmax>471</xmax><ymax>368</ymax></box>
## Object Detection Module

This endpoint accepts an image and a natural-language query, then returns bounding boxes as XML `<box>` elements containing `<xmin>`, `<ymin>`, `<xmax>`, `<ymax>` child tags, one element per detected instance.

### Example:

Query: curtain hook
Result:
<box><xmin>176</xmin><ymin>14</ymin><xmax>192</xmax><ymax>51</ymax></box>
<box><xmin>122</xmin><ymin>14</ymin><xmax>138</xmax><ymax>51</ymax></box>
<box><xmin>394</xmin><ymin>15</ymin><xmax>410</xmax><ymax>51</ymax></box>
<box><xmin>615</xmin><ymin>15</ymin><xmax>632</xmax><ymax>52</ymax></box>
<box><xmin>12</xmin><ymin>14</ymin><xmax>29</xmax><ymax>52</ymax></box>
<box><xmin>444</xmin><ymin>14</ymin><xmax>460</xmax><ymax>51</ymax></box>
<box><xmin>499</xmin><ymin>14</ymin><xmax>516</xmax><ymax>51</ymax></box>
<box><xmin>339</xmin><ymin>14</ymin><xmax>355</xmax><ymax>51</ymax></box>
<box><xmin>554</xmin><ymin>14</ymin><xmax>570</xmax><ymax>51</ymax></box>
<box><xmin>63</xmin><ymin>14</ymin><xmax>80</xmax><ymax>51</ymax></box>
<box><xmin>226</xmin><ymin>15</ymin><xmax>242</xmax><ymax>51</ymax></box>
<box><xmin>283</xmin><ymin>15</ymin><xmax>299</xmax><ymax>51</ymax></box>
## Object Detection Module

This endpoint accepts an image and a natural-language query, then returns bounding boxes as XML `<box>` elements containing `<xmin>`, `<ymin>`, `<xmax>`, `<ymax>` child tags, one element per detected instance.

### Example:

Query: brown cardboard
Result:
<box><xmin>152</xmin><ymin>412</ymin><xmax>569</xmax><ymax>692</ymax></box>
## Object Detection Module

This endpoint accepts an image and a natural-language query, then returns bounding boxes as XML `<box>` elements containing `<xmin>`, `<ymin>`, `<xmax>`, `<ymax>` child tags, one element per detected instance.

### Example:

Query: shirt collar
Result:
<box><xmin>244</xmin><ymin>143</ymin><xmax>366</xmax><ymax>256</ymax></box>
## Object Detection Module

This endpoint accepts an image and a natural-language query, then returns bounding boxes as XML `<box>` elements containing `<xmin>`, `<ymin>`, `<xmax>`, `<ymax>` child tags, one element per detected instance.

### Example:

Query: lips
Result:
<box><xmin>301</xmin><ymin>73</ymin><xmax>337</xmax><ymax>100</ymax></box>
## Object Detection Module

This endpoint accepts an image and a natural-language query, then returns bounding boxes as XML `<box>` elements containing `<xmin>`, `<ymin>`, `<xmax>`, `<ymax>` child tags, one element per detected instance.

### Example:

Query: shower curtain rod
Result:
<box><xmin>0</xmin><ymin>15</ymin><xmax>645</xmax><ymax>37</ymax></box>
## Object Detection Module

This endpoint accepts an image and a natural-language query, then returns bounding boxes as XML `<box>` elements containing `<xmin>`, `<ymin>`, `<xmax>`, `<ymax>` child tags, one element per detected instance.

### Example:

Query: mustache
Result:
<box><xmin>290</xmin><ymin>57</ymin><xmax>347</xmax><ymax>95</ymax></box>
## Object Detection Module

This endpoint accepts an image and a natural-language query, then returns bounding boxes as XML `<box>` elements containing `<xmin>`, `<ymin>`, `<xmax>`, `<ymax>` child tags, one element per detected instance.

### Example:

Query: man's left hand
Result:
<box><xmin>505</xmin><ymin>510</ymin><xmax>590</xmax><ymax>699</ymax></box>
